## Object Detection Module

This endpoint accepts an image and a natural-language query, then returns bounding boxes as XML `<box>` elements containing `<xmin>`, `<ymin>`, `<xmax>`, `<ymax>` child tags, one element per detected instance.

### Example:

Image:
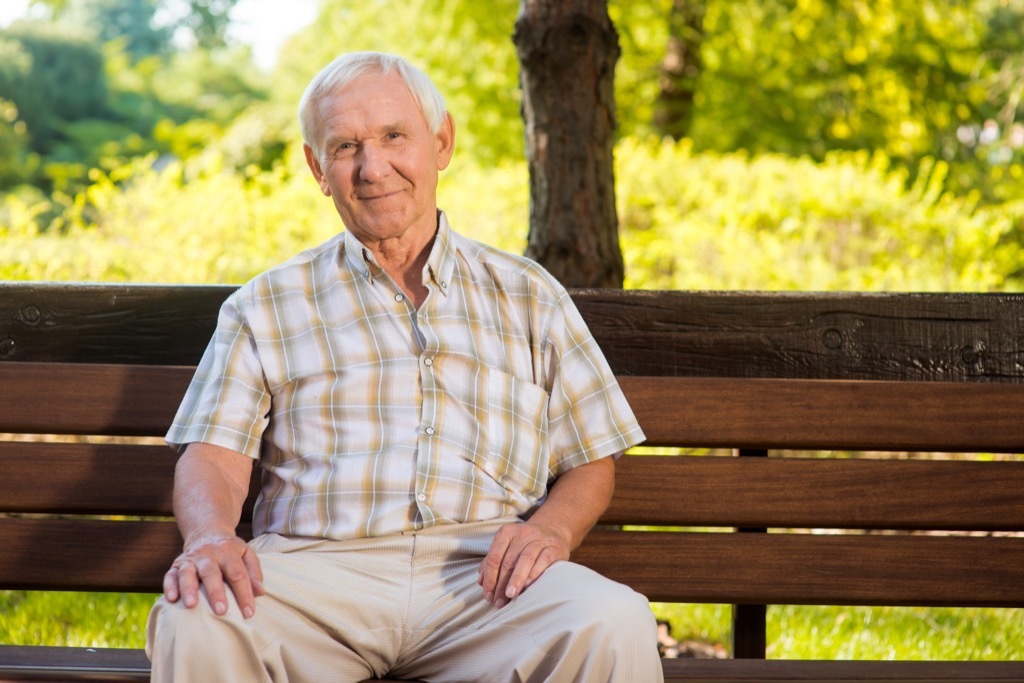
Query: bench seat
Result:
<box><xmin>2</xmin><ymin>284</ymin><xmax>1024</xmax><ymax>682</ymax></box>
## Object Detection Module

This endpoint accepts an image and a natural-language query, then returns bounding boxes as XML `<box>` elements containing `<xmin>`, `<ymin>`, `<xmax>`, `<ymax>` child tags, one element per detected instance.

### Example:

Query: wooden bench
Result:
<box><xmin>2</xmin><ymin>282</ymin><xmax>1024</xmax><ymax>682</ymax></box>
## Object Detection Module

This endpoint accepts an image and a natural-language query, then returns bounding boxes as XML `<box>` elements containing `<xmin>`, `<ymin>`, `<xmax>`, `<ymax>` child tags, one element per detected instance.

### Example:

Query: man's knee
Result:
<box><xmin>581</xmin><ymin>578</ymin><xmax>658</xmax><ymax>645</ymax></box>
<box><xmin>534</xmin><ymin>563</ymin><xmax>659</xmax><ymax>651</ymax></box>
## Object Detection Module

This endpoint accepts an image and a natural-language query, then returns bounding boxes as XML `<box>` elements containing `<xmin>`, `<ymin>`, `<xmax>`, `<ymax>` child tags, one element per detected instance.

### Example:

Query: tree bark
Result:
<box><xmin>654</xmin><ymin>0</ymin><xmax>705</xmax><ymax>140</ymax></box>
<box><xmin>514</xmin><ymin>0</ymin><xmax>624</xmax><ymax>288</ymax></box>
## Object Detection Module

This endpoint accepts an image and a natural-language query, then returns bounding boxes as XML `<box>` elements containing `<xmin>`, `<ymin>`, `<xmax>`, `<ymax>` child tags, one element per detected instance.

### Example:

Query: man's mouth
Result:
<box><xmin>359</xmin><ymin>189</ymin><xmax>400</xmax><ymax>201</ymax></box>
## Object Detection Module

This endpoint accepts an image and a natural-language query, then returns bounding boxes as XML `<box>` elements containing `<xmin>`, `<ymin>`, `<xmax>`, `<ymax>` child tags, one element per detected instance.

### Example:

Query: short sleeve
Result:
<box><xmin>165</xmin><ymin>291</ymin><xmax>271</xmax><ymax>459</ymax></box>
<box><xmin>544</xmin><ymin>291</ymin><xmax>645</xmax><ymax>477</ymax></box>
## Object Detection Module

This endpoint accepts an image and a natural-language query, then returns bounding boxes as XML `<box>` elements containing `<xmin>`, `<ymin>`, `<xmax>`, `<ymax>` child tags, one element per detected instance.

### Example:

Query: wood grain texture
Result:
<box><xmin>620</xmin><ymin>376</ymin><xmax>1024</xmax><ymax>451</ymax></box>
<box><xmin>0</xmin><ymin>518</ymin><xmax>180</xmax><ymax>592</ymax></box>
<box><xmin>0</xmin><ymin>363</ymin><xmax>191</xmax><ymax>435</ymax></box>
<box><xmin>572</xmin><ymin>530</ymin><xmax>1024</xmax><ymax>606</ymax></box>
<box><xmin>5</xmin><ymin>363</ymin><xmax>1024</xmax><ymax>450</ymax></box>
<box><xmin>1</xmin><ymin>648</ymin><xmax>1021</xmax><ymax>682</ymax></box>
<box><xmin>4</xmin><ymin>519</ymin><xmax>1024</xmax><ymax>608</ymax></box>
<box><xmin>5</xmin><ymin>284</ymin><xmax>1024</xmax><ymax>381</ymax></box>
<box><xmin>606</xmin><ymin>455</ymin><xmax>1024</xmax><ymax>531</ymax></box>
<box><xmin>0</xmin><ymin>441</ymin><xmax>177</xmax><ymax>515</ymax></box>
<box><xmin>6</xmin><ymin>444</ymin><xmax>1024</xmax><ymax>531</ymax></box>
<box><xmin>4</xmin><ymin>284</ymin><xmax>1024</xmax><ymax>680</ymax></box>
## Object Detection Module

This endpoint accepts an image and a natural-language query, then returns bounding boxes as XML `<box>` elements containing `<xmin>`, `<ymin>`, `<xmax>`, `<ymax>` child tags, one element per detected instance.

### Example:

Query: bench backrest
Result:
<box><xmin>2</xmin><ymin>284</ymin><xmax>1024</xmax><ymax>652</ymax></box>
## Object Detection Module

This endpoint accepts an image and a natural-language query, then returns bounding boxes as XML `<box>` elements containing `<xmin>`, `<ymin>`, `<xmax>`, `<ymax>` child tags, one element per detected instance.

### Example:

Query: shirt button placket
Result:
<box><xmin>418</xmin><ymin>338</ymin><xmax>437</xmax><ymax>513</ymax></box>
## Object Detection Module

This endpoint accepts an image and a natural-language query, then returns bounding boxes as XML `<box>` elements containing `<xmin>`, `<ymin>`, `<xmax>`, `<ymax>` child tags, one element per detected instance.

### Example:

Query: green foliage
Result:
<box><xmin>0</xmin><ymin>23</ymin><xmax>109</xmax><ymax>154</ymax></box>
<box><xmin>2</xmin><ymin>139</ymin><xmax>1022</xmax><ymax>293</ymax></box>
<box><xmin>688</xmin><ymin>0</ymin><xmax>984</xmax><ymax>160</ymax></box>
<box><xmin>615</xmin><ymin>137</ymin><xmax>1024</xmax><ymax>291</ymax></box>
<box><xmin>275</xmin><ymin>0</ymin><xmax>524</xmax><ymax>167</ymax></box>
<box><xmin>608</xmin><ymin>0</ymin><xmax>1024</xmax><ymax>204</ymax></box>
<box><xmin>0</xmin><ymin>146</ymin><xmax>529</xmax><ymax>284</ymax></box>
<box><xmin>0</xmin><ymin>99</ymin><xmax>37</xmax><ymax>188</ymax></box>
<box><xmin>170</xmin><ymin>0</ymin><xmax>237</xmax><ymax>50</ymax></box>
<box><xmin>59</xmin><ymin>0</ymin><xmax>173</xmax><ymax>60</ymax></box>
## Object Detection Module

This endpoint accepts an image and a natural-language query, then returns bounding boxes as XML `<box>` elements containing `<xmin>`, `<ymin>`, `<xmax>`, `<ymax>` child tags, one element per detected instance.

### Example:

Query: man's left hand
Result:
<box><xmin>477</xmin><ymin>520</ymin><xmax>571</xmax><ymax>608</ymax></box>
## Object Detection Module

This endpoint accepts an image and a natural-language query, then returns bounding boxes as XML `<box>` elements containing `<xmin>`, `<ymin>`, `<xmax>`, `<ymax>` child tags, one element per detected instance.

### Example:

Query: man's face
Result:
<box><xmin>304</xmin><ymin>71</ymin><xmax>455</xmax><ymax>247</ymax></box>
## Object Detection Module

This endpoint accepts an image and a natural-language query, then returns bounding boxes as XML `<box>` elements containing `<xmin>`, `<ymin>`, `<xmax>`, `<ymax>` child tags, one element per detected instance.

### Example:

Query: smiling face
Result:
<box><xmin>304</xmin><ymin>70</ymin><xmax>455</xmax><ymax>250</ymax></box>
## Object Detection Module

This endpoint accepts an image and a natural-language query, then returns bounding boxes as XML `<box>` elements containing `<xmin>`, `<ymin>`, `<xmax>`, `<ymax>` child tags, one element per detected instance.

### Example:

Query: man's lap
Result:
<box><xmin>148</xmin><ymin>520</ymin><xmax>659</xmax><ymax>682</ymax></box>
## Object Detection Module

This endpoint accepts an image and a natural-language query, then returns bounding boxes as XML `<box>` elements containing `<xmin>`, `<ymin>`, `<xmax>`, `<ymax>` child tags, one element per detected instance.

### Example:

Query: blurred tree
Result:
<box><xmin>653</xmin><ymin>0</ymin><xmax>704</xmax><ymax>139</ymax></box>
<box><xmin>0</xmin><ymin>23</ymin><xmax>109</xmax><ymax>154</ymax></box>
<box><xmin>274</xmin><ymin>0</ymin><xmax>523</xmax><ymax>168</ymax></box>
<box><xmin>0</xmin><ymin>98</ymin><xmax>36</xmax><ymax>188</ymax></box>
<box><xmin>28</xmin><ymin>0</ymin><xmax>239</xmax><ymax>56</ymax></box>
<box><xmin>687</xmin><ymin>1</ymin><xmax>996</xmax><ymax>162</ymax></box>
<box><xmin>60</xmin><ymin>0</ymin><xmax>173</xmax><ymax>60</ymax></box>
<box><xmin>515</xmin><ymin>0</ymin><xmax>624</xmax><ymax>287</ymax></box>
<box><xmin>173</xmin><ymin>0</ymin><xmax>237</xmax><ymax>50</ymax></box>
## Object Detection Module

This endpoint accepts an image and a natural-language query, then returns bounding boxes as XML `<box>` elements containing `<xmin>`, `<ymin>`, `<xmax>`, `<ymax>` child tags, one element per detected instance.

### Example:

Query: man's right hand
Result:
<box><xmin>166</xmin><ymin>442</ymin><xmax>262</xmax><ymax>618</ymax></box>
<box><xmin>163</xmin><ymin>532</ymin><xmax>264</xmax><ymax>619</ymax></box>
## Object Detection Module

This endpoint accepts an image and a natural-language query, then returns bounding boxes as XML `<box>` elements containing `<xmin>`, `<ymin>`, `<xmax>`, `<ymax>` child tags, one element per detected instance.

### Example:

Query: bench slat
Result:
<box><xmin>609</xmin><ymin>455</ymin><xmax>1024</xmax><ymax>531</ymax></box>
<box><xmin>5</xmin><ymin>443</ymin><xmax>1023</xmax><ymax>533</ymax></box>
<box><xmin>0</xmin><ymin>364</ymin><xmax>190</xmax><ymax>436</ymax></box>
<box><xmin>3</xmin><ymin>519</ymin><xmax>1024</xmax><ymax>608</ymax></box>
<box><xmin>0</xmin><ymin>442</ymin><xmax>177</xmax><ymax>516</ymax></box>
<box><xmin>658</xmin><ymin>659</ymin><xmax>1024</xmax><ymax>682</ymax></box>
<box><xmin>0</xmin><ymin>519</ymin><xmax>178</xmax><ymax>593</ymax></box>
<box><xmin>5</xmin><ymin>363</ymin><xmax>1024</xmax><ymax>453</ymax></box>
<box><xmin>0</xmin><ymin>647</ymin><xmax>1022</xmax><ymax>683</ymax></box>
<box><xmin>0</xmin><ymin>646</ymin><xmax>150</xmax><ymax>682</ymax></box>
<box><xmin>575</xmin><ymin>530</ymin><xmax>1024</xmax><ymax>607</ymax></box>
<box><xmin>622</xmin><ymin>376</ymin><xmax>1024</xmax><ymax>452</ymax></box>
<box><xmin>7</xmin><ymin>284</ymin><xmax>1024</xmax><ymax>383</ymax></box>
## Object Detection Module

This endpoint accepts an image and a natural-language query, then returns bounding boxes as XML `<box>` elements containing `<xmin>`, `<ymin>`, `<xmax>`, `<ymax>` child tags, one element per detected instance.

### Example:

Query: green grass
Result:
<box><xmin>651</xmin><ymin>602</ymin><xmax>1023</xmax><ymax>660</ymax></box>
<box><xmin>0</xmin><ymin>591</ymin><xmax>157</xmax><ymax>648</ymax></box>
<box><xmin>2</xmin><ymin>591</ymin><xmax>1021</xmax><ymax>659</ymax></box>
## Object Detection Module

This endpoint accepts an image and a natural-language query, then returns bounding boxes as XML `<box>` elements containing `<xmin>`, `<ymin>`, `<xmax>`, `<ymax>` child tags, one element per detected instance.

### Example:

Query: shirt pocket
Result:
<box><xmin>481</xmin><ymin>367</ymin><xmax>550</xmax><ymax>502</ymax></box>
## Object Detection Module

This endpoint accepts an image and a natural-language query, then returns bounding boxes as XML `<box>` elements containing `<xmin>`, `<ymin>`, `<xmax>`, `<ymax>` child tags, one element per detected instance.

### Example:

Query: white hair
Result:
<box><xmin>298</xmin><ymin>52</ymin><xmax>447</xmax><ymax>159</ymax></box>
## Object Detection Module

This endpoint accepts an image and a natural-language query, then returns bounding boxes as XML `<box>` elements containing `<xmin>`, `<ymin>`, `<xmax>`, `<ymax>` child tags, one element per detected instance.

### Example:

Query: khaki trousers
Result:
<box><xmin>146</xmin><ymin>518</ymin><xmax>663</xmax><ymax>683</ymax></box>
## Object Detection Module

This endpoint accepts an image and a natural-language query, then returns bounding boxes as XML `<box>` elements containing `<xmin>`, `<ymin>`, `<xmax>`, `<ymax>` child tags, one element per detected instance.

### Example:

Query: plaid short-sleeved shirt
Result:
<box><xmin>166</xmin><ymin>212</ymin><xmax>645</xmax><ymax>541</ymax></box>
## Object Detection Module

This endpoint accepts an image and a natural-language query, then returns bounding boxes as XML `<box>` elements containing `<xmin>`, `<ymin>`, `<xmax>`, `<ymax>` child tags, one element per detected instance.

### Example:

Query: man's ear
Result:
<box><xmin>436</xmin><ymin>112</ymin><xmax>455</xmax><ymax>171</ymax></box>
<box><xmin>303</xmin><ymin>144</ymin><xmax>331</xmax><ymax>196</ymax></box>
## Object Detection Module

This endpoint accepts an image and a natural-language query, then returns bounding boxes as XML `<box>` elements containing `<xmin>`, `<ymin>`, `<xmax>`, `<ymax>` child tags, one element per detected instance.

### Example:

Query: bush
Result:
<box><xmin>615</xmin><ymin>137</ymin><xmax>1024</xmax><ymax>291</ymax></box>
<box><xmin>2</xmin><ymin>138</ymin><xmax>1022</xmax><ymax>292</ymax></box>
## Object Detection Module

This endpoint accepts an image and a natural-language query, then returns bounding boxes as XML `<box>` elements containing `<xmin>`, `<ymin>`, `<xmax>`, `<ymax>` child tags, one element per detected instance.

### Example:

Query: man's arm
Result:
<box><xmin>478</xmin><ymin>455</ymin><xmax>616</xmax><ymax>608</ymax></box>
<box><xmin>162</xmin><ymin>442</ymin><xmax>264</xmax><ymax>619</ymax></box>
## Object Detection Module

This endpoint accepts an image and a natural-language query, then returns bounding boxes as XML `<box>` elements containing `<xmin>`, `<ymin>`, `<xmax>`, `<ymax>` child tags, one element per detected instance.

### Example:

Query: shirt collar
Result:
<box><xmin>340</xmin><ymin>210</ymin><xmax>456</xmax><ymax>297</ymax></box>
<box><xmin>424</xmin><ymin>211</ymin><xmax>456</xmax><ymax>297</ymax></box>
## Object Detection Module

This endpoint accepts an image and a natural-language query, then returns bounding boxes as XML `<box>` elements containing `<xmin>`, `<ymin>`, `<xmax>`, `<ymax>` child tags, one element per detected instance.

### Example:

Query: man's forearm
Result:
<box><xmin>479</xmin><ymin>455</ymin><xmax>617</xmax><ymax>607</ymax></box>
<box><xmin>164</xmin><ymin>442</ymin><xmax>264</xmax><ymax>617</ymax></box>
<box><xmin>527</xmin><ymin>455</ymin><xmax>616</xmax><ymax>550</ymax></box>
<box><xmin>173</xmin><ymin>442</ymin><xmax>253</xmax><ymax>547</ymax></box>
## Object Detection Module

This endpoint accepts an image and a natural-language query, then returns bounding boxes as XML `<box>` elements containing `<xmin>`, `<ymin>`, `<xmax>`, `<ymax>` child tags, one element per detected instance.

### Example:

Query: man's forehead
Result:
<box><xmin>324</xmin><ymin>73</ymin><xmax>425</xmax><ymax>129</ymax></box>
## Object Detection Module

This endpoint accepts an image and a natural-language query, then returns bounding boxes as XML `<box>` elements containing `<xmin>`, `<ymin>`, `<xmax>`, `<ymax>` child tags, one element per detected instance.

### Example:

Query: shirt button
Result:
<box><xmin>425</xmin><ymin>426</ymin><xmax>435</xmax><ymax>436</ymax></box>
<box><xmin>417</xmin><ymin>493</ymin><xmax>426</xmax><ymax>502</ymax></box>
<box><xmin>423</xmin><ymin>357</ymin><xmax>433</xmax><ymax>367</ymax></box>
<box><xmin>395</xmin><ymin>293</ymin><xmax>404</xmax><ymax>302</ymax></box>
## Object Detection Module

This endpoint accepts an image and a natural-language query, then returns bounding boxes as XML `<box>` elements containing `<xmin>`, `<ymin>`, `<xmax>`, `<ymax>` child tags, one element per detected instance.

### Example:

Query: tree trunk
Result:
<box><xmin>514</xmin><ymin>0</ymin><xmax>624</xmax><ymax>288</ymax></box>
<box><xmin>654</xmin><ymin>0</ymin><xmax>705</xmax><ymax>139</ymax></box>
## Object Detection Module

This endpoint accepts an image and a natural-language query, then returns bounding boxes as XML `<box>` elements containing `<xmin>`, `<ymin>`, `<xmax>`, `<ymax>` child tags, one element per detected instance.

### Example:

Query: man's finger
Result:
<box><xmin>176</xmin><ymin>560</ymin><xmax>202</xmax><ymax>609</ymax></box>
<box><xmin>193</xmin><ymin>556</ymin><xmax>230</xmax><ymax>615</ymax></box>
<box><xmin>478</xmin><ymin>526</ymin><xmax>514</xmax><ymax>600</ymax></box>
<box><xmin>242</xmin><ymin>545</ymin><xmax>266</xmax><ymax>598</ymax></box>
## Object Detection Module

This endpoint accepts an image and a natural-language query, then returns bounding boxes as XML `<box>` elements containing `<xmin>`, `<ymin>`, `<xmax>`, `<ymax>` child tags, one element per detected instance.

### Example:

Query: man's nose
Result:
<box><xmin>357</xmin><ymin>144</ymin><xmax>389</xmax><ymax>181</ymax></box>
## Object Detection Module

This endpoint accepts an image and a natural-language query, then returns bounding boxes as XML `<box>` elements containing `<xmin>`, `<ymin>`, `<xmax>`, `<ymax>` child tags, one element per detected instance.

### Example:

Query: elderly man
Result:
<box><xmin>146</xmin><ymin>51</ymin><xmax>663</xmax><ymax>683</ymax></box>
